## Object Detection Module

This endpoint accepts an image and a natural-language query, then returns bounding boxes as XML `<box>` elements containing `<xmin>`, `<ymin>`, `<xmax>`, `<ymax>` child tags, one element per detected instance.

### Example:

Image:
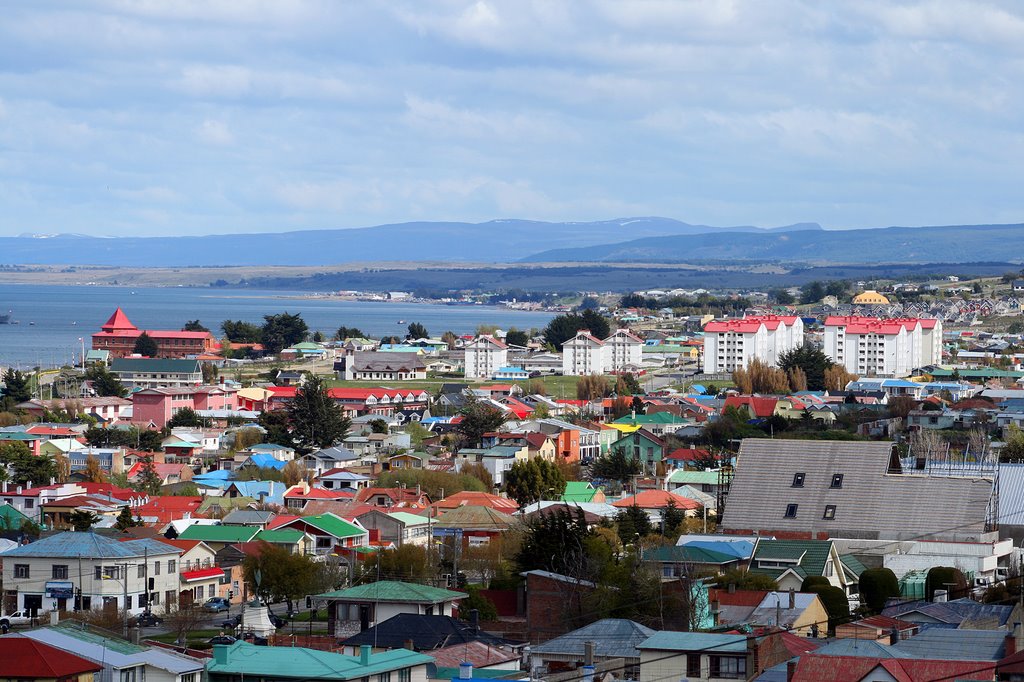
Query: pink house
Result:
<box><xmin>194</xmin><ymin>386</ymin><xmax>238</xmax><ymax>411</ymax></box>
<box><xmin>132</xmin><ymin>386</ymin><xmax>240</xmax><ymax>428</ymax></box>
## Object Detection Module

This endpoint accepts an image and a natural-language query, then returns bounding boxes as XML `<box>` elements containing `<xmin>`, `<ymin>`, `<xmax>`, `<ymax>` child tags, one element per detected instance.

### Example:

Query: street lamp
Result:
<box><xmin>101</xmin><ymin>563</ymin><xmax>132</xmax><ymax>638</ymax></box>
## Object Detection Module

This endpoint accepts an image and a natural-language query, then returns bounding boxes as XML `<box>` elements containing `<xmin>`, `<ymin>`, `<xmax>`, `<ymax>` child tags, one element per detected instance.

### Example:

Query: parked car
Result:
<box><xmin>204</xmin><ymin>597</ymin><xmax>231</xmax><ymax>612</ymax></box>
<box><xmin>0</xmin><ymin>610</ymin><xmax>33</xmax><ymax>630</ymax></box>
<box><xmin>267</xmin><ymin>611</ymin><xmax>287</xmax><ymax>628</ymax></box>
<box><xmin>209</xmin><ymin>635</ymin><xmax>237</xmax><ymax>645</ymax></box>
<box><xmin>221</xmin><ymin>614</ymin><xmax>242</xmax><ymax>630</ymax></box>
<box><xmin>130</xmin><ymin>612</ymin><xmax>163</xmax><ymax>627</ymax></box>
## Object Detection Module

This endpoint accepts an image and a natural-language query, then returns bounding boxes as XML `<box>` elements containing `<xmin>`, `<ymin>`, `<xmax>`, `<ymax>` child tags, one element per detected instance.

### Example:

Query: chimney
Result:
<box><xmin>26</xmin><ymin>481</ymin><xmax>32</xmax><ymax>490</ymax></box>
<box><xmin>788</xmin><ymin>588</ymin><xmax>795</xmax><ymax>610</ymax></box>
<box><xmin>404</xmin><ymin>639</ymin><xmax>414</xmax><ymax>651</ymax></box>
<box><xmin>459</xmin><ymin>662</ymin><xmax>473</xmax><ymax>680</ymax></box>
<box><xmin>746</xmin><ymin>631</ymin><xmax>759</xmax><ymax>679</ymax></box>
<box><xmin>16</xmin><ymin>486</ymin><xmax>22</xmax><ymax>495</ymax></box>
<box><xmin>711</xmin><ymin>600</ymin><xmax>721</xmax><ymax>627</ymax></box>
<box><xmin>470</xmin><ymin>608</ymin><xmax>479</xmax><ymax>635</ymax></box>
<box><xmin>360</xmin><ymin>645</ymin><xmax>372</xmax><ymax>665</ymax></box>
<box><xmin>49</xmin><ymin>477</ymin><xmax>55</xmax><ymax>486</ymax></box>
<box><xmin>786</xmin><ymin>661</ymin><xmax>797</xmax><ymax>682</ymax></box>
<box><xmin>890</xmin><ymin>626</ymin><xmax>900</xmax><ymax>646</ymax></box>
<box><xmin>213</xmin><ymin>644</ymin><xmax>230</xmax><ymax>665</ymax></box>
<box><xmin>584</xmin><ymin>640</ymin><xmax>595</xmax><ymax>666</ymax></box>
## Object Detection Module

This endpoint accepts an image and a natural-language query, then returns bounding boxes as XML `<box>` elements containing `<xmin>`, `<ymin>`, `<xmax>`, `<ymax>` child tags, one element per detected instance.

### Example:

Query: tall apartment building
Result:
<box><xmin>464</xmin><ymin>335</ymin><xmax>508</xmax><ymax>379</ymax></box>
<box><xmin>702</xmin><ymin>315</ymin><xmax>804</xmax><ymax>374</ymax></box>
<box><xmin>561</xmin><ymin>329</ymin><xmax>645</xmax><ymax>376</ymax></box>
<box><xmin>823</xmin><ymin>316</ymin><xmax>942</xmax><ymax>377</ymax></box>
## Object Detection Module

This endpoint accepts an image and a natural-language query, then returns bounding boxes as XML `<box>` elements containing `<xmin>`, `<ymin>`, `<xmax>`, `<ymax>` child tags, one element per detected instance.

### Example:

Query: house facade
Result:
<box><xmin>702</xmin><ymin>315</ymin><xmax>804</xmax><ymax>374</ymax></box>
<box><xmin>92</xmin><ymin>308</ymin><xmax>215</xmax><ymax>359</ymax></box>
<box><xmin>464</xmin><ymin>336</ymin><xmax>509</xmax><ymax>380</ymax></box>
<box><xmin>823</xmin><ymin>316</ymin><xmax>942</xmax><ymax>377</ymax></box>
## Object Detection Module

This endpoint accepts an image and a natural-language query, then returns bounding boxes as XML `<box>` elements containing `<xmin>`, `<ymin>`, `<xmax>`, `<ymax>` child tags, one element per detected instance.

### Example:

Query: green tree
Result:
<box><xmin>622</xmin><ymin>372</ymin><xmax>644</xmax><ymax>395</ymax></box>
<box><xmin>257</xmin><ymin>410</ymin><xmax>293</xmax><ymax>450</ymax></box>
<box><xmin>368</xmin><ymin>418</ymin><xmax>389</xmax><ymax>434</ymax></box>
<box><xmin>925</xmin><ymin>566</ymin><xmax>969</xmax><ymax>601</ymax></box>
<box><xmin>136</xmin><ymin>456</ymin><xmax>163</xmax><ymax>495</ymax></box>
<box><xmin>133</xmin><ymin>332</ymin><xmax>159</xmax><ymax>357</ymax></box>
<box><xmin>82</xmin><ymin>454</ymin><xmax>107</xmax><ymax>483</ymax></box>
<box><xmin>261</xmin><ymin>312</ymin><xmax>309</xmax><ymax>353</ymax></box>
<box><xmin>542</xmin><ymin>310</ymin><xmax>611</xmax><ymax>349</ymax></box>
<box><xmin>459</xmin><ymin>586</ymin><xmax>498</xmax><ymax>621</ymax></box>
<box><xmin>312</xmin><ymin>330</ymin><xmax>325</xmax><ymax>343</ymax></box>
<box><xmin>242</xmin><ymin>541</ymin><xmax>320</xmax><ymax>612</ymax></box>
<box><xmin>201</xmin><ymin>362</ymin><xmax>218</xmax><ymax>384</ymax></box>
<box><xmin>84</xmin><ymin>426</ymin><xmax>162</xmax><ymax>452</ymax></box>
<box><xmin>0</xmin><ymin>441</ymin><xmax>57</xmax><ymax>486</ymax></box>
<box><xmin>85</xmin><ymin>365</ymin><xmax>128</xmax><ymax>398</ymax></box>
<box><xmin>372</xmin><ymin>544</ymin><xmax>434</xmax><ymax>583</ymax></box>
<box><xmin>286</xmin><ymin>375</ymin><xmax>351</xmax><ymax>455</ymax></box>
<box><xmin>114</xmin><ymin>505</ymin><xmax>142</xmax><ymax>531</ymax></box>
<box><xmin>505</xmin><ymin>328</ymin><xmax>530</xmax><ymax>347</ymax></box>
<box><xmin>770</xmin><ymin>288</ymin><xmax>795</xmax><ymax>305</ymax></box>
<box><xmin>455</xmin><ymin>398</ymin><xmax>507</xmax><ymax>448</ymax></box>
<box><xmin>660</xmin><ymin>500</ymin><xmax>686</xmax><ymax>536</ymax></box>
<box><xmin>221</xmin><ymin>320</ymin><xmax>263</xmax><ymax>343</ymax></box>
<box><xmin>999</xmin><ymin>425</ymin><xmax>1024</xmax><ymax>462</ymax></box>
<box><xmin>182</xmin><ymin>320</ymin><xmax>209</xmax><ymax>332</ymax></box>
<box><xmin>504</xmin><ymin>459</ymin><xmax>565</xmax><ymax>505</ymax></box>
<box><xmin>859</xmin><ymin>568</ymin><xmax>900</xmax><ymax>614</ymax></box>
<box><xmin>614</xmin><ymin>504</ymin><xmax>652</xmax><ymax>544</ymax></box>
<box><xmin>440</xmin><ymin>330</ymin><xmax>459</xmax><ymax>350</ymax></box>
<box><xmin>714</xmin><ymin>568</ymin><xmax>779</xmax><ymax>591</ymax></box>
<box><xmin>1</xmin><ymin>368</ymin><xmax>32</xmax><ymax>408</ymax></box>
<box><xmin>800</xmin><ymin>281</ymin><xmax>826</xmax><ymax>304</ymax></box>
<box><xmin>591</xmin><ymin>448</ymin><xmax>643</xmax><ymax>484</ymax></box>
<box><xmin>778</xmin><ymin>345</ymin><xmax>835</xmax><ymax>392</ymax></box>
<box><xmin>334</xmin><ymin>326</ymin><xmax>365</xmax><ymax>341</ymax></box>
<box><xmin>377</xmin><ymin>468</ymin><xmax>485</xmax><ymax>499</ymax></box>
<box><xmin>407</xmin><ymin>322</ymin><xmax>429</xmax><ymax>339</ymax></box>
<box><xmin>68</xmin><ymin>509</ymin><xmax>100</xmax><ymax>532</ymax></box>
<box><xmin>167</xmin><ymin>407</ymin><xmax>203</xmax><ymax>429</ymax></box>
<box><xmin>516</xmin><ymin>507</ymin><xmax>590</xmax><ymax>575</ymax></box>
<box><xmin>805</xmin><ymin>584</ymin><xmax>850</xmax><ymax>632</ymax></box>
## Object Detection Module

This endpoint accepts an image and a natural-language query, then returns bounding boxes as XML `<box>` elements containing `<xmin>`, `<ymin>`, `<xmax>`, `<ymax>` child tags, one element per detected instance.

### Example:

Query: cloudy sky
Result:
<box><xmin>1</xmin><ymin>1</ymin><xmax>1022</xmax><ymax>237</ymax></box>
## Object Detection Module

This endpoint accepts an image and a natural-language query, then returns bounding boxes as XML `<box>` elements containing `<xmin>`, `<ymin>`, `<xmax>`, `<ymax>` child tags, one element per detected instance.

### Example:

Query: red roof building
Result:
<box><xmin>612</xmin><ymin>489</ymin><xmax>702</xmax><ymax>511</ymax></box>
<box><xmin>0</xmin><ymin>636</ymin><xmax>102</xmax><ymax>679</ymax></box>
<box><xmin>92</xmin><ymin>308</ymin><xmax>216</xmax><ymax>359</ymax></box>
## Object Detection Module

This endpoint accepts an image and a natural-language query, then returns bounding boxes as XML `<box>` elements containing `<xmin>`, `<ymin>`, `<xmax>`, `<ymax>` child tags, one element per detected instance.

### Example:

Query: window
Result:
<box><xmin>195</xmin><ymin>585</ymin><xmax>204</xmax><ymax>600</ymax></box>
<box><xmin>709</xmin><ymin>656</ymin><xmax>746</xmax><ymax>679</ymax></box>
<box><xmin>52</xmin><ymin>565</ymin><xmax>68</xmax><ymax>580</ymax></box>
<box><xmin>791</xmin><ymin>473</ymin><xmax>805</xmax><ymax>487</ymax></box>
<box><xmin>824</xmin><ymin>560</ymin><xmax>834</xmax><ymax>577</ymax></box>
<box><xmin>95</xmin><ymin>566</ymin><xmax>103</xmax><ymax>580</ymax></box>
<box><xmin>168</xmin><ymin>560</ymin><xmax>176</xmax><ymax>573</ymax></box>
<box><xmin>686</xmin><ymin>653</ymin><xmax>701</xmax><ymax>677</ymax></box>
<box><xmin>181</xmin><ymin>675</ymin><xmax>199</xmax><ymax>682</ymax></box>
<box><xmin>24</xmin><ymin>499</ymin><xmax>34</xmax><ymax>509</ymax></box>
<box><xmin>137</xmin><ymin>564</ymin><xmax>146</xmax><ymax>579</ymax></box>
<box><xmin>13</xmin><ymin>564</ymin><xmax>29</xmax><ymax>579</ymax></box>
<box><xmin>784</xmin><ymin>504</ymin><xmax>798</xmax><ymax>518</ymax></box>
<box><xmin>153</xmin><ymin>561</ymin><xmax>161</xmax><ymax>576</ymax></box>
<box><xmin>126</xmin><ymin>594</ymin><xmax>133</xmax><ymax>609</ymax></box>
<box><xmin>378</xmin><ymin>673</ymin><xmax>391</xmax><ymax>682</ymax></box>
<box><xmin>398</xmin><ymin>668</ymin><xmax>411</xmax><ymax>682</ymax></box>
<box><xmin>823</xmin><ymin>505</ymin><xmax>836</xmax><ymax>520</ymax></box>
<box><xmin>152</xmin><ymin>591</ymin><xmax>160</xmax><ymax>605</ymax></box>
<box><xmin>830</xmin><ymin>474</ymin><xmax>844</xmax><ymax>488</ymax></box>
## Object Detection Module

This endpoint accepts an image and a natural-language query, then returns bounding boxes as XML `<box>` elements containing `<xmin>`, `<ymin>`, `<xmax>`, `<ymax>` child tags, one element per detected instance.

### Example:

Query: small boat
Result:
<box><xmin>397</xmin><ymin>320</ymin><xmax>406</xmax><ymax>324</ymax></box>
<box><xmin>28</xmin><ymin>322</ymin><xmax>35</xmax><ymax>326</ymax></box>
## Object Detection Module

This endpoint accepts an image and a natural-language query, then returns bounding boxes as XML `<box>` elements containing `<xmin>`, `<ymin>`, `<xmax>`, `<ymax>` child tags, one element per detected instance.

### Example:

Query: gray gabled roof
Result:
<box><xmin>221</xmin><ymin>509</ymin><xmax>276</xmax><ymax>525</ymax></box>
<box><xmin>891</xmin><ymin>627</ymin><xmax>1007</xmax><ymax>660</ymax></box>
<box><xmin>3</xmin><ymin>532</ymin><xmax>179</xmax><ymax>559</ymax></box>
<box><xmin>17</xmin><ymin>627</ymin><xmax>204</xmax><ymax>673</ymax></box>
<box><xmin>532</xmin><ymin>619</ymin><xmax>656</xmax><ymax>659</ymax></box>
<box><xmin>722</xmin><ymin>439</ymin><xmax>992</xmax><ymax>541</ymax></box>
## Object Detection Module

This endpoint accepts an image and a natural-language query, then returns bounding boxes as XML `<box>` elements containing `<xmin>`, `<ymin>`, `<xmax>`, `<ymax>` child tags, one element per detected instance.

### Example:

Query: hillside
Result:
<box><xmin>521</xmin><ymin>223</ymin><xmax>1024</xmax><ymax>264</ymax></box>
<box><xmin>0</xmin><ymin>218</ymin><xmax>819</xmax><ymax>267</ymax></box>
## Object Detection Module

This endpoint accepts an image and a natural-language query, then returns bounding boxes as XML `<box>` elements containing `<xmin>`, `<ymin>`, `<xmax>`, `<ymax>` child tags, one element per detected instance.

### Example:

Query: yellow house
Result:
<box><xmin>852</xmin><ymin>290</ymin><xmax>890</xmax><ymax>304</ymax></box>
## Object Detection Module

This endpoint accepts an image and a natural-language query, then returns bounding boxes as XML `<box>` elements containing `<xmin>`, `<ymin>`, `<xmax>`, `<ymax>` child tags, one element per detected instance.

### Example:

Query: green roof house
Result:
<box><xmin>278</xmin><ymin>513</ymin><xmax>369</xmax><ymax>554</ymax></box>
<box><xmin>317</xmin><ymin>581</ymin><xmax>467</xmax><ymax>637</ymax></box>
<box><xmin>176</xmin><ymin>524</ymin><xmax>259</xmax><ymax>549</ymax></box>
<box><xmin>748</xmin><ymin>539</ymin><xmax>860</xmax><ymax>596</ymax></box>
<box><xmin>560</xmin><ymin>482</ymin><xmax>606</xmax><ymax>504</ymax></box>
<box><xmin>208</xmin><ymin>640</ymin><xmax>433</xmax><ymax>682</ymax></box>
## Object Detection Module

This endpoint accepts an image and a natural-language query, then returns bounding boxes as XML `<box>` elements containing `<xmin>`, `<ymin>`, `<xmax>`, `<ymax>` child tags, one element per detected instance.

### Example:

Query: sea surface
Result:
<box><xmin>0</xmin><ymin>284</ymin><xmax>555</xmax><ymax>369</ymax></box>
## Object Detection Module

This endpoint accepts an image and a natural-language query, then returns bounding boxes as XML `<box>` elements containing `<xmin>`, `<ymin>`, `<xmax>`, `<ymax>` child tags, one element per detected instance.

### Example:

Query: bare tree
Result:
<box><xmin>164</xmin><ymin>601</ymin><xmax>207</xmax><ymax>646</ymax></box>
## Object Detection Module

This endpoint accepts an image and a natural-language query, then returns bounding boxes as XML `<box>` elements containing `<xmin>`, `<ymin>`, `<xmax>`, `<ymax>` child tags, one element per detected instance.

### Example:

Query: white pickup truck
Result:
<box><xmin>0</xmin><ymin>610</ymin><xmax>33</xmax><ymax>629</ymax></box>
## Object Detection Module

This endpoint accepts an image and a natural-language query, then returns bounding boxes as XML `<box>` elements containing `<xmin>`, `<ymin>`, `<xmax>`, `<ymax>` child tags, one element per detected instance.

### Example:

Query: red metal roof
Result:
<box><xmin>724</xmin><ymin>395</ymin><xmax>779</xmax><ymax>418</ymax></box>
<box><xmin>611</xmin><ymin>489</ymin><xmax>701</xmax><ymax>510</ymax></box>
<box><xmin>0</xmin><ymin>637</ymin><xmax>102</xmax><ymax>677</ymax></box>
<box><xmin>102</xmin><ymin>307</ymin><xmax>136</xmax><ymax>332</ymax></box>
<box><xmin>181</xmin><ymin>567</ymin><xmax>224</xmax><ymax>582</ymax></box>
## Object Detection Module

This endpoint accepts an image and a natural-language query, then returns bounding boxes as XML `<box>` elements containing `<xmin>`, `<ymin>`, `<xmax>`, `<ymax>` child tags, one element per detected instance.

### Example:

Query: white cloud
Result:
<box><xmin>196</xmin><ymin>119</ymin><xmax>234</xmax><ymax>145</ymax></box>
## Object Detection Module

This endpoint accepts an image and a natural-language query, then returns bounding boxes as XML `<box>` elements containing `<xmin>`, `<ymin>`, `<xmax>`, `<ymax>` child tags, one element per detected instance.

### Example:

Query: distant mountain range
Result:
<box><xmin>0</xmin><ymin>218</ymin><xmax>819</xmax><ymax>266</ymax></box>
<box><xmin>1</xmin><ymin>218</ymin><xmax>1021</xmax><ymax>266</ymax></box>
<box><xmin>522</xmin><ymin>222</ymin><xmax>1024</xmax><ymax>264</ymax></box>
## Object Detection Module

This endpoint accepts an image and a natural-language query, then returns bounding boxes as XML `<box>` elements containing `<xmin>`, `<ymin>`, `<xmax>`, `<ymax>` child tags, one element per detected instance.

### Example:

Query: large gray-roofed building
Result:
<box><xmin>721</xmin><ymin>439</ymin><xmax>994</xmax><ymax>541</ymax></box>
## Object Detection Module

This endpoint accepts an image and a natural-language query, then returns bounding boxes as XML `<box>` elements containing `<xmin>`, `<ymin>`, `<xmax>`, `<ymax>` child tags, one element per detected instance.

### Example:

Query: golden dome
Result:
<box><xmin>852</xmin><ymin>290</ymin><xmax>890</xmax><ymax>305</ymax></box>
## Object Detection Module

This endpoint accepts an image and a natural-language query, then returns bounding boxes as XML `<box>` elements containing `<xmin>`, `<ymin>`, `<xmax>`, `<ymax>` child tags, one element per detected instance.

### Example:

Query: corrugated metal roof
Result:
<box><xmin>3</xmin><ymin>532</ymin><xmax>179</xmax><ymax>559</ymax></box>
<box><xmin>207</xmin><ymin>640</ymin><xmax>433</xmax><ymax>677</ymax></box>
<box><xmin>891</xmin><ymin>627</ymin><xmax>1006</xmax><ymax>661</ymax></box>
<box><xmin>638</xmin><ymin>631</ymin><xmax>748</xmax><ymax>653</ymax></box>
<box><xmin>999</xmin><ymin>463</ymin><xmax>1024</xmax><ymax>526</ymax></box>
<box><xmin>20</xmin><ymin>626</ymin><xmax>203</xmax><ymax>674</ymax></box>
<box><xmin>317</xmin><ymin>580</ymin><xmax>467</xmax><ymax>603</ymax></box>
<box><xmin>532</xmin><ymin>619</ymin><xmax>656</xmax><ymax>659</ymax></box>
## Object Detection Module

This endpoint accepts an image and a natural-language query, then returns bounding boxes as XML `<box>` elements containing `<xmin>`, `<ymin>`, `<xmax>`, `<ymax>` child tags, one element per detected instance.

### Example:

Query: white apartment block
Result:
<box><xmin>561</xmin><ymin>329</ymin><xmax>643</xmax><ymax>376</ymax></box>
<box><xmin>702</xmin><ymin>315</ymin><xmax>804</xmax><ymax>374</ymax></box>
<box><xmin>463</xmin><ymin>335</ymin><xmax>508</xmax><ymax>379</ymax></box>
<box><xmin>823</xmin><ymin>316</ymin><xmax>943</xmax><ymax>377</ymax></box>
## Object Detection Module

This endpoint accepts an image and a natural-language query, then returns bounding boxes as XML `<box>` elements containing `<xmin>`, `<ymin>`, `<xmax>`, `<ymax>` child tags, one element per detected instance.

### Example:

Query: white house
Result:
<box><xmin>464</xmin><ymin>335</ymin><xmax>509</xmax><ymax>380</ymax></box>
<box><xmin>1</xmin><ymin>532</ymin><xmax>182</xmax><ymax>616</ymax></box>
<box><xmin>561</xmin><ymin>329</ymin><xmax>645</xmax><ymax>376</ymax></box>
<box><xmin>702</xmin><ymin>315</ymin><xmax>804</xmax><ymax>374</ymax></box>
<box><xmin>604</xmin><ymin>328</ymin><xmax>645</xmax><ymax>371</ymax></box>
